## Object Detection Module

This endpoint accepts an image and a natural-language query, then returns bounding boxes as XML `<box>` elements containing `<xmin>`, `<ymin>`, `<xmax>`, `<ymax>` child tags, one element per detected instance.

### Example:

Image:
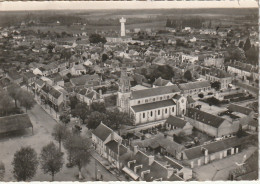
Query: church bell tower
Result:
<box><xmin>117</xmin><ymin>68</ymin><xmax>131</xmax><ymax>113</ymax></box>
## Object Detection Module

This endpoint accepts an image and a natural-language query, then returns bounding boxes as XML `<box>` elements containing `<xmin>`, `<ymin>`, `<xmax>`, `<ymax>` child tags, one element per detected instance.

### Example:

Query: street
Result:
<box><xmin>0</xmin><ymin>103</ymin><xmax>117</xmax><ymax>181</ymax></box>
<box><xmin>193</xmin><ymin>146</ymin><xmax>257</xmax><ymax>181</ymax></box>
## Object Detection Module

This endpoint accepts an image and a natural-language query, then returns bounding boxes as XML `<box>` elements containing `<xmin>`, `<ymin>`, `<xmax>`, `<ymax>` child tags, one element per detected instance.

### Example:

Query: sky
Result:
<box><xmin>0</xmin><ymin>0</ymin><xmax>258</xmax><ymax>11</ymax></box>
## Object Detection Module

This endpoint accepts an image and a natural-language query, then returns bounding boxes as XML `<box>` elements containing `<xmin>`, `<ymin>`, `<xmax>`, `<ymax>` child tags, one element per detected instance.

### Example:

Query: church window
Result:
<box><xmin>153</xmin><ymin>98</ymin><xmax>155</xmax><ymax>102</ymax></box>
<box><xmin>172</xmin><ymin>107</ymin><xmax>174</xmax><ymax>112</ymax></box>
<box><xmin>165</xmin><ymin>108</ymin><xmax>168</xmax><ymax>114</ymax></box>
<box><xmin>143</xmin><ymin>113</ymin><xmax>145</xmax><ymax>118</ymax></box>
<box><xmin>167</xmin><ymin>95</ymin><xmax>169</xmax><ymax>99</ymax></box>
<box><xmin>158</xmin><ymin>110</ymin><xmax>160</xmax><ymax>115</ymax></box>
<box><xmin>138</xmin><ymin>100</ymin><xmax>140</xmax><ymax>104</ymax></box>
<box><xmin>160</xmin><ymin>97</ymin><xmax>163</xmax><ymax>100</ymax></box>
<box><xmin>145</xmin><ymin>99</ymin><xmax>148</xmax><ymax>103</ymax></box>
<box><xmin>150</xmin><ymin>111</ymin><xmax>153</xmax><ymax>117</ymax></box>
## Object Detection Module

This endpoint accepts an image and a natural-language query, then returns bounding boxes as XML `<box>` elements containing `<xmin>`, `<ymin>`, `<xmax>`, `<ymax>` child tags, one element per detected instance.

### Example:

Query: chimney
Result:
<box><xmin>205</xmin><ymin>149</ymin><xmax>208</xmax><ymax>156</ymax></box>
<box><xmin>133</xmin><ymin>145</ymin><xmax>138</xmax><ymax>155</ymax></box>
<box><xmin>141</xmin><ymin>170</ymin><xmax>150</xmax><ymax>178</ymax></box>
<box><xmin>127</xmin><ymin>160</ymin><xmax>136</xmax><ymax>168</ymax></box>
<box><xmin>167</xmin><ymin>167</ymin><xmax>174</xmax><ymax>179</ymax></box>
<box><xmin>148</xmin><ymin>155</ymin><xmax>154</xmax><ymax>165</ymax></box>
<box><xmin>99</xmin><ymin>89</ymin><xmax>102</xmax><ymax>98</ymax></box>
<box><xmin>134</xmin><ymin>164</ymin><xmax>143</xmax><ymax>173</ymax></box>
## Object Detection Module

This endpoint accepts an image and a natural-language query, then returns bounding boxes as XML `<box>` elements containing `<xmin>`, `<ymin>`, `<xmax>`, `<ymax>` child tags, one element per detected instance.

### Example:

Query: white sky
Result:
<box><xmin>0</xmin><ymin>1</ymin><xmax>258</xmax><ymax>11</ymax></box>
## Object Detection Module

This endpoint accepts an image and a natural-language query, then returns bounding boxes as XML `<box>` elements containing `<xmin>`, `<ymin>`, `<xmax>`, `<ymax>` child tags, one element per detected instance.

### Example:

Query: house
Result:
<box><xmin>204</xmin><ymin>68</ymin><xmax>232</xmax><ymax>89</ymax></box>
<box><xmin>76</xmin><ymin>88</ymin><xmax>103</xmax><ymax>105</ymax></box>
<box><xmin>165</xmin><ymin>115</ymin><xmax>193</xmax><ymax>135</ymax></box>
<box><xmin>23</xmin><ymin>71</ymin><xmax>36</xmax><ymax>86</ymax></box>
<box><xmin>181</xmin><ymin>54</ymin><xmax>198</xmax><ymax>64</ymax></box>
<box><xmin>70</xmin><ymin>74</ymin><xmax>101</xmax><ymax>89</ymax></box>
<box><xmin>123</xmin><ymin>148</ymin><xmax>183</xmax><ymax>181</ymax></box>
<box><xmin>6</xmin><ymin>71</ymin><xmax>23</xmax><ymax>85</ymax></box>
<box><xmin>185</xmin><ymin>108</ymin><xmax>239</xmax><ymax>138</ymax></box>
<box><xmin>248</xmin><ymin>119</ymin><xmax>258</xmax><ymax>132</ymax></box>
<box><xmin>204</xmin><ymin>56</ymin><xmax>224</xmax><ymax>68</ymax></box>
<box><xmin>178</xmin><ymin>81</ymin><xmax>211</xmax><ymax>96</ymax></box>
<box><xmin>180</xmin><ymin>136</ymin><xmax>247</xmax><ymax>168</ymax></box>
<box><xmin>70</xmin><ymin>64</ymin><xmax>86</xmax><ymax>76</ymax></box>
<box><xmin>92</xmin><ymin>122</ymin><xmax>124</xmax><ymax>168</ymax></box>
<box><xmin>153</xmin><ymin>77</ymin><xmax>173</xmax><ymax>87</ymax></box>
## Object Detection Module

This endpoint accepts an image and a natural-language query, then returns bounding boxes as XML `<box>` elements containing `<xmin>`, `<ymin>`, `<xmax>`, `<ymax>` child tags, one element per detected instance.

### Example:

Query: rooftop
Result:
<box><xmin>178</xmin><ymin>80</ymin><xmax>211</xmax><ymax>91</ymax></box>
<box><xmin>92</xmin><ymin>122</ymin><xmax>113</xmax><ymax>142</ymax></box>
<box><xmin>186</xmin><ymin>108</ymin><xmax>226</xmax><ymax>128</ymax></box>
<box><xmin>131</xmin><ymin>85</ymin><xmax>180</xmax><ymax>100</ymax></box>
<box><xmin>131</xmin><ymin>99</ymin><xmax>176</xmax><ymax>113</ymax></box>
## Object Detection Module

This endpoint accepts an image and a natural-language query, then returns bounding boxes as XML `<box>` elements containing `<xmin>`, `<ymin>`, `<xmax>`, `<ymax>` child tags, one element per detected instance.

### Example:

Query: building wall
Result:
<box><xmin>185</xmin><ymin>116</ymin><xmax>218</xmax><ymax>137</ymax></box>
<box><xmin>205</xmin><ymin>75</ymin><xmax>232</xmax><ymax>89</ymax></box>
<box><xmin>183</xmin><ymin>147</ymin><xmax>239</xmax><ymax>168</ymax></box>
<box><xmin>182</xmin><ymin>86</ymin><xmax>211</xmax><ymax>96</ymax></box>
<box><xmin>131</xmin><ymin>105</ymin><xmax>177</xmax><ymax>125</ymax></box>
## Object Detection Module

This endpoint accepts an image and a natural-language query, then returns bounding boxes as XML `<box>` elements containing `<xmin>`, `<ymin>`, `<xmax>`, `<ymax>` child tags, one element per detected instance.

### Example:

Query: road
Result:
<box><xmin>0</xmin><ymin>103</ymin><xmax>117</xmax><ymax>181</ymax></box>
<box><xmin>193</xmin><ymin>146</ymin><xmax>257</xmax><ymax>181</ymax></box>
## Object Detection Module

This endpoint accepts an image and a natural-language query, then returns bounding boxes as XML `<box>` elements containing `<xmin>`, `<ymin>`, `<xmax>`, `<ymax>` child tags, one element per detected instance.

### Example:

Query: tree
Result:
<box><xmin>243</xmin><ymin>37</ymin><xmax>251</xmax><ymax>52</ymax></box>
<box><xmin>86</xmin><ymin>111</ymin><xmax>107</xmax><ymax>130</ymax></box>
<box><xmin>0</xmin><ymin>91</ymin><xmax>14</xmax><ymax>116</ymax></box>
<box><xmin>106</xmin><ymin>109</ymin><xmax>134</xmax><ymax>130</ymax></box>
<box><xmin>63</xmin><ymin>132</ymin><xmax>77</xmax><ymax>167</ymax></box>
<box><xmin>52</xmin><ymin>124</ymin><xmax>68</xmax><ymax>152</ymax></box>
<box><xmin>184</xmin><ymin>70</ymin><xmax>192</xmax><ymax>81</ymax></box>
<box><xmin>69</xmin><ymin>96</ymin><xmax>78</xmax><ymax>110</ymax></box>
<box><xmin>102</xmin><ymin>53</ymin><xmax>108</xmax><ymax>62</ymax></box>
<box><xmin>70</xmin><ymin>135</ymin><xmax>91</xmax><ymax>180</ymax></box>
<box><xmin>40</xmin><ymin>142</ymin><xmax>64</xmax><ymax>181</ymax></box>
<box><xmin>198</xmin><ymin>93</ymin><xmax>204</xmax><ymax>98</ymax></box>
<box><xmin>90</xmin><ymin>102</ymin><xmax>106</xmax><ymax>113</ymax></box>
<box><xmin>0</xmin><ymin>161</ymin><xmax>5</xmax><ymax>181</ymax></box>
<box><xmin>18</xmin><ymin>90</ymin><xmax>35</xmax><ymax>112</ymax></box>
<box><xmin>238</xmin><ymin>41</ymin><xmax>244</xmax><ymax>48</ymax></box>
<box><xmin>211</xmin><ymin>81</ymin><xmax>221</xmax><ymax>91</ymax></box>
<box><xmin>59</xmin><ymin>114</ymin><xmax>70</xmax><ymax>126</ymax></box>
<box><xmin>71</xmin><ymin>102</ymin><xmax>90</xmax><ymax>124</ymax></box>
<box><xmin>12</xmin><ymin>147</ymin><xmax>38</xmax><ymax>181</ymax></box>
<box><xmin>89</xmin><ymin>34</ymin><xmax>106</xmax><ymax>44</ymax></box>
<box><xmin>236</xmin><ymin>124</ymin><xmax>243</xmax><ymax>138</ymax></box>
<box><xmin>7</xmin><ymin>84</ymin><xmax>20</xmax><ymax>108</ymax></box>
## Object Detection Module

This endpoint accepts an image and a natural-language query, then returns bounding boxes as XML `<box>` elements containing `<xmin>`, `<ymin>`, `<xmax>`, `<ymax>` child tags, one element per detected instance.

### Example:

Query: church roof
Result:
<box><xmin>131</xmin><ymin>99</ymin><xmax>176</xmax><ymax>113</ymax></box>
<box><xmin>131</xmin><ymin>85</ymin><xmax>180</xmax><ymax>100</ymax></box>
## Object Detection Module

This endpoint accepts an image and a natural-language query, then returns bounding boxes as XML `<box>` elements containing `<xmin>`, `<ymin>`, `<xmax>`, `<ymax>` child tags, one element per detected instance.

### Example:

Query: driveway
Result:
<box><xmin>193</xmin><ymin>146</ymin><xmax>257</xmax><ymax>181</ymax></box>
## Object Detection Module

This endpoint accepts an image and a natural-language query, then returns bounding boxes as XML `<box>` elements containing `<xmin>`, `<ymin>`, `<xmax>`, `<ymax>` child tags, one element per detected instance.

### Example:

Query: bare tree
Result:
<box><xmin>40</xmin><ymin>142</ymin><xmax>64</xmax><ymax>181</ymax></box>
<box><xmin>12</xmin><ymin>147</ymin><xmax>38</xmax><ymax>181</ymax></box>
<box><xmin>52</xmin><ymin>124</ymin><xmax>68</xmax><ymax>152</ymax></box>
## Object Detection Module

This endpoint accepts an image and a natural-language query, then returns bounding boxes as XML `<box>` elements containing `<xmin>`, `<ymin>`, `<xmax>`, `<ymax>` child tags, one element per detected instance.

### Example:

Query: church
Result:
<box><xmin>117</xmin><ymin>69</ymin><xmax>187</xmax><ymax>125</ymax></box>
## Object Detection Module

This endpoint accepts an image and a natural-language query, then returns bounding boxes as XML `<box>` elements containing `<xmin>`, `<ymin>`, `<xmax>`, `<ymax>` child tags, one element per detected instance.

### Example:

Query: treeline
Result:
<box><xmin>166</xmin><ymin>17</ymin><xmax>205</xmax><ymax>29</ymax></box>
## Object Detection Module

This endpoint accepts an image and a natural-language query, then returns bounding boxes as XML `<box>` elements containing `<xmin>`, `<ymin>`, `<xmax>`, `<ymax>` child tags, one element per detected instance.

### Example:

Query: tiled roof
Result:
<box><xmin>49</xmin><ymin>88</ymin><xmax>62</xmax><ymax>99</ymax></box>
<box><xmin>0</xmin><ymin>114</ymin><xmax>33</xmax><ymax>134</ymax></box>
<box><xmin>131</xmin><ymin>99</ymin><xmax>176</xmax><ymax>113</ymax></box>
<box><xmin>163</xmin><ymin>156</ymin><xmax>183</xmax><ymax>170</ymax></box>
<box><xmin>7</xmin><ymin>71</ymin><xmax>22</xmax><ymax>80</ymax></box>
<box><xmin>165</xmin><ymin>116</ymin><xmax>187</xmax><ymax>129</ymax></box>
<box><xmin>183</xmin><ymin>136</ymin><xmax>247</xmax><ymax>160</ymax></box>
<box><xmin>105</xmin><ymin>140</ymin><xmax>128</xmax><ymax>156</ymax></box>
<box><xmin>70</xmin><ymin>74</ymin><xmax>99</xmax><ymax>86</ymax></box>
<box><xmin>23</xmin><ymin>71</ymin><xmax>35</xmax><ymax>78</ymax></box>
<box><xmin>153</xmin><ymin>77</ymin><xmax>171</xmax><ymax>87</ymax></box>
<box><xmin>228</xmin><ymin>104</ymin><xmax>253</xmax><ymax>116</ymax></box>
<box><xmin>187</xmin><ymin>96</ymin><xmax>196</xmax><ymax>104</ymax></box>
<box><xmin>186</xmin><ymin>108</ymin><xmax>226</xmax><ymax>128</ymax></box>
<box><xmin>178</xmin><ymin>81</ymin><xmax>211</xmax><ymax>91</ymax></box>
<box><xmin>132</xmin><ymin>85</ymin><xmax>180</xmax><ymax>99</ymax></box>
<box><xmin>92</xmin><ymin>122</ymin><xmax>113</xmax><ymax>142</ymax></box>
<box><xmin>173</xmin><ymin>94</ymin><xmax>182</xmax><ymax>100</ymax></box>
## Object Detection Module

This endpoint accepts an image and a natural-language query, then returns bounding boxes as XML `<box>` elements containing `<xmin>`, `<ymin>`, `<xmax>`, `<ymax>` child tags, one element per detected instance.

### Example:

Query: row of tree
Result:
<box><xmin>67</xmin><ymin>100</ymin><xmax>133</xmax><ymax>131</ymax></box>
<box><xmin>12</xmin><ymin>124</ymin><xmax>91</xmax><ymax>181</ymax></box>
<box><xmin>0</xmin><ymin>84</ymin><xmax>35</xmax><ymax>116</ymax></box>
